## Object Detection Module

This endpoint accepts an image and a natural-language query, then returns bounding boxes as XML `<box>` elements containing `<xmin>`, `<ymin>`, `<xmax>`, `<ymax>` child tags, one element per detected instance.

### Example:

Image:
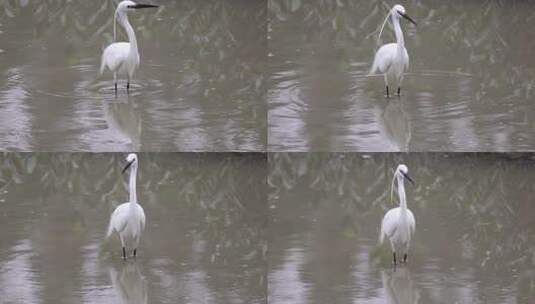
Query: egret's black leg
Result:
<box><xmin>122</xmin><ymin>247</ymin><xmax>126</xmax><ymax>260</ymax></box>
<box><xmin>113</xmin><ymin>72</ymin><xmax>118</xmax><ymax>94</ymax></box>
<box><xmin>397</xmin><ymin>87</ymin><xmax>401</xmax><ymax>96</ymax></box>
<box><xmin>127</xmin><ymin>82</ymin><xmax>130</xmax><ymax>91</ymax></box>
<box><xmin>403</xmin><ymin>253</ymin><xmax>408</xmax><ymax>263</ymax></box>
<box><xmin>386</xmin><ymin>86</ymin><xmax>390</xmax><ymax>98</ymax></box>
<box><xmin>393</xmin><ymin>252</ymin><xmax>397</xmax><ymax>265</ymax></box>
<box><xmin>133</xmin><ymin>249</ymin><xmax>137</xmax><ymax>258</ymax></box>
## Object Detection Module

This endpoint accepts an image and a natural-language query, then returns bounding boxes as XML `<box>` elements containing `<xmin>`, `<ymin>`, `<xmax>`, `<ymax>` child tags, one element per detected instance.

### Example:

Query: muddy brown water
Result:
<box><xmin>0</xmin><ymin>0</ymin><xmax>266</xmax><ymax>151</ymax></box>
<box><xmin>268</xmin><ymin>0</ymin><xmax>535</xmax><ymax>151</ymax></box>
<box><xmin>268</xmin><ymin>153</ymin><xmax>535</xmax><ymax>303</ymax></box>
<box><xmin>0</xmin><ymin>153</ymin><xmax>267</xmax><ymax>303</ymax></box>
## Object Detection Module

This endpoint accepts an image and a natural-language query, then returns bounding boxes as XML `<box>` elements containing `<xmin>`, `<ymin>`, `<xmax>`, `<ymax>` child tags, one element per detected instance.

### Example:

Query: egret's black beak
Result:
<box><xmin>129</xmin><ymin>3</ymin><xmax>159</xmax><ymax>9</ymax></box>
<box><xmin>400</xmin><ymin>13</ymin><xmax>417</xmax><ymax>26</ymax></box>
<box><xmin>122</xmin><ymin>160</ymin><xmax>134</xmax><ymax>174</ymax></box>
<box><xmin>401</xmin><ymin>171</ymin><xmax>415</xmax><ymax>185</ymax></box>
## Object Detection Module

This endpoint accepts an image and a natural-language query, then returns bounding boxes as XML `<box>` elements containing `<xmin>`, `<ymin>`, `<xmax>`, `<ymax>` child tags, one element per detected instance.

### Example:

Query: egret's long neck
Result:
<box><xmin>119</xmin><ymin>13</ymin><xmax>138</xmax><ymax>57</ymax></box>
<box><xmin>392</xmin><ymin>15</ymin><xmax>405</xmax><ymax>50</ymax></box>
<box><xmin>397</xmin><ymin>175</ymin><xmax>407</xmax><ymax>213</ymax></box>
<box><xmin>129</xmin><ymin>162</ymin><xmax>138</xmax><ymax>205</ymax></box>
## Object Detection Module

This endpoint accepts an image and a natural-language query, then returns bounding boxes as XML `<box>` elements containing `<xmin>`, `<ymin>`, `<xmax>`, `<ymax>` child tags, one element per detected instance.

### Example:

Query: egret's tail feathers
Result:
<box><xmin>106</xmin><ymin>221</ymin><xmax>114</xmax><ymax>239</ymax></box>
<box><xmin>379</xmin><ymin>225</ymin><xmax>386</xmax><ymax>244</ymax></box>
<box><xmin>99</xmin><ymin>55</ymin><xmax>107</xmax><ymax>76</ymax></box>
<box><xmin>369</xmin><ymin>57</ymin><xmax>379</xmax><ymax>76</ymax></box>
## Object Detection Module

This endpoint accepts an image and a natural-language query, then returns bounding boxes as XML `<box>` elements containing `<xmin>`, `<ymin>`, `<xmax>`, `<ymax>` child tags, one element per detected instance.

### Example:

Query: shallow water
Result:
<box><xmin>268</xmin><ymin>153</ymin><xmax>535</xmax><ymax>303</ymax></box>
<box><xmin>0</xmin><ymin>0</ymin><xmax>266</xmax><ymax>151</ymax></box>
<box><xmin>0</xmin><ymin>153</ymin><xmax>266</xmax><ymax>303</ymax></box>
<box><xmin>268</xmin><ymin>0</ymin><xmax>535</xmax><ymax>151</ymax></box>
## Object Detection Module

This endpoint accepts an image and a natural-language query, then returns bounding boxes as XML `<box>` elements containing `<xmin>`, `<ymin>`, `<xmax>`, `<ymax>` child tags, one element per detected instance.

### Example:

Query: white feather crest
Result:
<box><xmin>376</xmin><ymin>3</ymin><xmax>394</xmax><ymax>48</ymax></box>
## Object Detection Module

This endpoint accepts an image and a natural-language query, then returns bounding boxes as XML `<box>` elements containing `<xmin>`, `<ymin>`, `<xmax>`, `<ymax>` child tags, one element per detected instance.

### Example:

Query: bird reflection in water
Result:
<box><xmin>382</xmin><ymin>100</ymin><xmax>411</xmax><ymax>151</ymax></box>
<box><xmin>109</xmin><ymin>261</ymin><xmax>147</xmax><ymax>304</ymax></box>
<box><xmin>104</xmin><ymin>99</ymin><xmax>142</xmax><ymax>150</ymax></box>
<box><xmin>382</xmin><ymin>267</ymin><xmax>420</xmax><ymax>304</ymax></box>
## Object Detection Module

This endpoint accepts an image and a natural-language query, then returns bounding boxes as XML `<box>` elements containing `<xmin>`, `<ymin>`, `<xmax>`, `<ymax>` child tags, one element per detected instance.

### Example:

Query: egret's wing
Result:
<box><xmin>102</xmin><ymin>42</ymin><xmax>130</xmax><ymax>72</ymax></box>
<box><xmin>403</xmin><ymin>48</ymin><xmax>409</xmax><ymax>70</ymax></box>
<box><xmin>110</xmin><ymin>203</ymin><xmax>130</xmax><ymax>233</ymax></box>
<box><xmin>383</xmin><ymin>58</ymin><xmax>393</xmax><ymax>75</ymax></box>
<box><xmin>374</xmin><ymin>43</ymin><xmax>398</xmax><ymax>73</ymax></box>
<box><xmin>407</xmin><ymin>209</ymin><xmax>416</xmax><ymax>235</ymax></box>
<box><xmin>381</xmin><ymin>207</ymin><xmax>400</xmax><ymax>240</ymax></box>
<box><xmin>138</xmin><ymin>204</ymin><xmax>146</xmax><ymax>232</ymax></box>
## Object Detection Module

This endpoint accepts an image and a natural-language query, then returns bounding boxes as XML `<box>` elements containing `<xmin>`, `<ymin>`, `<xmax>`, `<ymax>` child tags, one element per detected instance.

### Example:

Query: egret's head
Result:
<box><xmin>395</xmin><ymin>164</ymin><xmax>414</xmax><ymax>185</ymax></box>
<box><xmin>116</xmin><ymin>1</ymin><xmax>159</xmax><ymax>14</ymax></box>
<box><xmin>392</xmin><ymin>4</ymin><xmax>417</xmax><ymax>26</ymax></box>
<box><xmin>122</xmin><ymin>153</ymin><xmax>138</xmax><ymax>173</ymax></box>
<box><xmin>392</xmin><ymin>4</ymin><xmax>406</xmax><ymax>15</ymax></box>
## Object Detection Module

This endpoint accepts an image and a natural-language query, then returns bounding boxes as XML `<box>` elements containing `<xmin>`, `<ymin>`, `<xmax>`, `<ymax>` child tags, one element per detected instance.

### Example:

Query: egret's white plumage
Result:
<box><xmin>100</xmin><ymin>1</ymin><xmax>158</xmax><ymax>92</ymax></box>
<box><xmin>107</xmin><ymin>153</ymin><xmax>146</xmax><ymax>259</ymax></box>
<box><xmin>370</xmin><ymin>4</ymin><xmax>416</xmax><ymax>97</ymax></box>
<box><xmin>379</xmin><ymin>164</ymin><xmax>415</xmax><ymax>264</ymax></box>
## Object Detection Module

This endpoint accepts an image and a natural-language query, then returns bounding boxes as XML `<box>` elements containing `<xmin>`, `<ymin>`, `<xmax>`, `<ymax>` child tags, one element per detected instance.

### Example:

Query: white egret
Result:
<box><xmin>369</xmin><ymin>5</ymin><xmax>417</xmax><ymax>97</ymax></box>
<box><xmin>100</xmin><ymin>1</ymin><xmax>159</xmax><ymax>92</ymax></box>
<box><xmin>106</xmin><ymin>153</ymin><xmax>146</xmax><ymax>259</ymax></box>
<box><xmin>379</xmin><ymin>164</ymin><xmax>416</xmax><ymax>265</ymax></box>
